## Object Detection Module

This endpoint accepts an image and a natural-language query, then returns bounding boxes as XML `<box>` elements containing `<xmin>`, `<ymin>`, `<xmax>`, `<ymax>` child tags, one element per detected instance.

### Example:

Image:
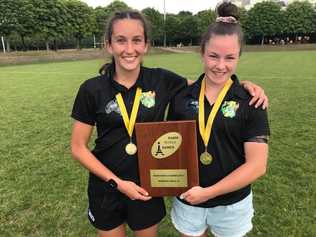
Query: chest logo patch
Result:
<box><xmin>221</xmin><ymin>101</ymin><xmax>239</xmax><ymax>118</ymax></box>
<box><xmin>105</xmin><ymin>99</ymin><xmax>121</xmax><ymax>114</ymax></box>
<box><xmin>140</xmin><ymin>91</ymin><xmax>156</xmax><ymax>108</ymax></box>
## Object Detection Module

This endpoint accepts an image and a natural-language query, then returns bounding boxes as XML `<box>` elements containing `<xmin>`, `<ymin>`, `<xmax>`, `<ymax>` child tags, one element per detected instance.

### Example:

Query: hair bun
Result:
<box><xmin>216</xmin><ymin>2</ymin><xmax>239</xmax><ymax>21</ymax></box>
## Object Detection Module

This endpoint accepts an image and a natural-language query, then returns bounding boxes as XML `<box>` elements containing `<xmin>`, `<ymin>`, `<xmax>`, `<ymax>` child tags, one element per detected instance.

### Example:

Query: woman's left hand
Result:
<box><xmin>241</xmin><ymin>80</ymin><xmax>268</xmax><ymax>109</ymax></box>
<box><xmin>180</xmin><ymin>186</ymin><xmax>210</xmax><ymax>205</ymax></box>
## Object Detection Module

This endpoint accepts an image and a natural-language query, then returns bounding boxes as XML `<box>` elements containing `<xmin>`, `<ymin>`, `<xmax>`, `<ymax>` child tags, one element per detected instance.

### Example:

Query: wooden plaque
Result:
<box><xmin>135</xmin><ymin>120</ymin><xmax>199</xmax><ymax>197</ymax></box>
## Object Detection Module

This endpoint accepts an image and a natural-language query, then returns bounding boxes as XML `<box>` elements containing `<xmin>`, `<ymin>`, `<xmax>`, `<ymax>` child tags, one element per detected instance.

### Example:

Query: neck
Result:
<box><xmin>114</xmin><ymin>66</ymin><xmax>140</xmax><ymax>89</ymax></box>
<box><xmin>204</xmin><ymin>77</ymin><xmax>227</xmax><ymax>105</ymax></box>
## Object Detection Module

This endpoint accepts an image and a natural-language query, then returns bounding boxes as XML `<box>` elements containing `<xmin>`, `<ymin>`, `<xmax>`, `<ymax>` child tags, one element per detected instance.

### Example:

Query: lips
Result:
<box><xmin>212</xmin><ymin>71</ymin><xmax>226</xmax><ymax>76</ymax></box>
<box><xmin>122</xmin><ymin>55</ymin><xmax>138</xmax><ymax>63</ymax></box>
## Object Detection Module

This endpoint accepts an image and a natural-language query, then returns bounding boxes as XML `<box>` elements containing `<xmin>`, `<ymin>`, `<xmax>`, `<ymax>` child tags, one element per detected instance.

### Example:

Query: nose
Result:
<box><xmin>125</xmin><ymin>41</ymin><xmax>134</xmax><ymax>54</ymax></box>
<box><xmin>216</xmin><ymin>58</ymin><xmax>225</xmax><ymax>70</ymax></box>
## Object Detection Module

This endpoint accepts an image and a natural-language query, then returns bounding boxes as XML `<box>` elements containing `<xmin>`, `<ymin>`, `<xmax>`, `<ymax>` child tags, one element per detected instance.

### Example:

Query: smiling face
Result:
<box><xmin>202</xmin><ymin>34</ymin><xmax>240</xmax><ymax>87</ymax></box>
<box><xmin>107</xmin><ymin>19</ymin><xmax>148</xmax><ymax>74</ymax></box>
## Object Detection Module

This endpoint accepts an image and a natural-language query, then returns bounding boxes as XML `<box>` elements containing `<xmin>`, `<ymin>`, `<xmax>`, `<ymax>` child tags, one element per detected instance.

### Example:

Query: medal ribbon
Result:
<box><xmin>198</xmin><ymin>78</ymin><xmax>233</xmax><ymax>148</ymax></box>
<box><xmin>116</xmin><ymin>87</ymin><xmax>142</xmax><ymax>138</ymax></box>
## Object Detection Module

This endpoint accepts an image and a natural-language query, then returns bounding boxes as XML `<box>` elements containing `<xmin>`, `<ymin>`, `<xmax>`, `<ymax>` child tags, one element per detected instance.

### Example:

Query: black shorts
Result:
<box><xmin>87</xmin><ymin>185</ymin><xmax>166</xmax><ymax>231</ymax></box>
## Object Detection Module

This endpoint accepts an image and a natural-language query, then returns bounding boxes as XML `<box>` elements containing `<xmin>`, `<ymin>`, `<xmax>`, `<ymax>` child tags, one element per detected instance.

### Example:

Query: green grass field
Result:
<box><xmin>0</xmin><ymin>51</ymin><xmax>315</xmax><ymax>236</ymax></box>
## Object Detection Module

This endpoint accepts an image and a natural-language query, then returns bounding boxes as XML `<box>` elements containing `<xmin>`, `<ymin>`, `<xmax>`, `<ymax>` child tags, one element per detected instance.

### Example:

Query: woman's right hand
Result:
<box><xmin>117</xmin><ymin>180</ymin><xmax>152</xmax><ymax>201</ymax></box>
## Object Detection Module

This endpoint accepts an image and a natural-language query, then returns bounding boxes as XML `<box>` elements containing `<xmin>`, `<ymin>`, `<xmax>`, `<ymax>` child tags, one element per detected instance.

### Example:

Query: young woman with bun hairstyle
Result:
<box><xmin>168</xmin><ymin>2</ymin><xmax>270</xmax><ymax>237</ymax></box>
<box><xmin>71</xmin><ymin>8</ymin><xmax>268</xmax><ymax>237</ymax></box>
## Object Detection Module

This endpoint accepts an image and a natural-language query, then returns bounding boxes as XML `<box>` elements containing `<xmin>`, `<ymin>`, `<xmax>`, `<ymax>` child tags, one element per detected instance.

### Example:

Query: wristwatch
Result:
<box><xmin>107</xmin><ymin>179</ymin><xmax>118</xmax><ymax>189</ymax></box>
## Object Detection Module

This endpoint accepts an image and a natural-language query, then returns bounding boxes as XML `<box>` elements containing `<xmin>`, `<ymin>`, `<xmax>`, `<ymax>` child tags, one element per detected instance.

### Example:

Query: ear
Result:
<box><xmin>200</xmin><ymin>50</ymin><xmax>206</xmax><ymax>63</ymax></box>
<box><xmin>106</xmin><ymin>40</ymin><xmax>113</xmax><ymax>55</ymax></box>
<box><xmin>144</xmin><ymin>41</ymin><xmax>149</xmax><ymax>54</ymax></box>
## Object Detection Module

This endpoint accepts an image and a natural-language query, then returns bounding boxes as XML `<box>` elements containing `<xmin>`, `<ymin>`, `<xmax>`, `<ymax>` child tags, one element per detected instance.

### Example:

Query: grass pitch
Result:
<box><xmin>0</xmin><ymin>51</ymin><xmax>315</xmax><ymax>236</ymax></box>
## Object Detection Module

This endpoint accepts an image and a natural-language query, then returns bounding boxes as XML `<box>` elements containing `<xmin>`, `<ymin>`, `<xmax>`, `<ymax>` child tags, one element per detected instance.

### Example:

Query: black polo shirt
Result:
<box><xmin>71</xmin><ymin>64</ymin><xmax>187</xmax><ymax>190</ymax></box>
<box><xmin>168</xmin><ymin>74</ymin><xmax>270</xmax><ymax>208</ymax></box>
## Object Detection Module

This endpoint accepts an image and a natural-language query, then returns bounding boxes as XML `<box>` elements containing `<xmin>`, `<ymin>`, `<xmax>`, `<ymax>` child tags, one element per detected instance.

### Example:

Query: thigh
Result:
<box><xmin>207</xmin><ymin>193</ymin><xmax>254</xmax><ymax>237</ymax></box>
<box><xmin>171</xmin><ymin>197</ymin><xmax>208</xmax><ymax>237</ymax></box>
<box><xmin>134</xmin><ymin>223</ymin><xmax>159</xmax><ymax>237</ymax></box>
<box><xmin>97</xmin><ymin>224</ymin><xmax>126</xmax><ymax>237</ymax></box>
<box><xmin>126</xmin><ymin>197</ymin><xmax>166</xmax><ymax>231</ymax></box>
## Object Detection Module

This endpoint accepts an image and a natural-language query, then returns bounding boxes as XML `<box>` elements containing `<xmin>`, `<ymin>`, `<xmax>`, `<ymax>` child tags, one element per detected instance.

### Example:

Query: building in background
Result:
<box><xmin>231</xmin><ymin>0</ymin><xmax>316</xmax><ymax>10</ymax></box>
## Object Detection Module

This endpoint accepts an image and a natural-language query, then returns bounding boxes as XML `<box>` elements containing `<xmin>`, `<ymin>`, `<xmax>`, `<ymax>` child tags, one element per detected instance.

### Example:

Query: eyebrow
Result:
<box><xmin>113</xmin><ymin>35</ymin><xmax>144</xmax><ymax>39</ymax></box>
<box><xmin>208</xmin><ymin>52</ymin><xmax>238</xmax><ymax>56</ymax></box>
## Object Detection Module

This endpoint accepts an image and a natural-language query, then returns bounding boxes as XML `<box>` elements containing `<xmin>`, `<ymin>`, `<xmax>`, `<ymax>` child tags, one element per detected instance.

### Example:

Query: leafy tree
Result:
<box><xmin>104</xmin><ymin>0</ymin><xmax>129</xmax><ymax>13</ymax></box>
<box><xmin>284</xmin><ymin>1</ymin><xmax>314</xmax><ymax>41</ymax></box>
<box><xmin>178</xmin><ymin>11</ymin><xmax>193</xmax><ymax>17</ymax></box>
<box><xmin>245</xmin><ymin>1</ymin><xmax>282</xmax><ymax>44</ymax></box>
<box><xmin>93</xmin><ymin>0</ymin><xmax>129</xmax><ymax>45</ymax></box>
<box><xmin>65</xmin><ymin>0</ymin><xmax>96</xmax><ymax>49</ymax></box>
<box><xmin>94</xmin><ymin>6</ymin><xmax>108</xmax><ymax>41</ymax></box>
<box><xmin>238</xmin><ymin>7</ymin><xmax>247</xmax><ymax>31</ymax></box>
<box><xmin>142</xmin><ymin>8</ymin><xmax>163</xmax><ymax>46</ymax></box>
<box><xmin>0</xmin><ymin>0</ymin><xmax>19</xmax><ymax>51</ymax></box>
<box><xmin>0</xmin><ymin>0</ymin><xmax>36</xmax><ymax>50</ymax></box>
<box><xmin>196</xmin><ymin>10</ymin><xmax>216</xmax><ymax>40</ymax></box>
<box><xmin>177</xmin><ymin>13</ymin><xmax>199</xmax><ymax>45</ymax></box>
<box><xmin>16</xmin><ymin>0</ymin><xmax>37</xmax><ymax>50</ymax></box>
<box><xmin>165</xmin><ymin>14</ymin><xmax>181</xmax><ymax>46</ymax></box>
<box><xmin>30</xmin><ymin>0</ymin><xmax>69</xmax><ymax>51</ymax></box>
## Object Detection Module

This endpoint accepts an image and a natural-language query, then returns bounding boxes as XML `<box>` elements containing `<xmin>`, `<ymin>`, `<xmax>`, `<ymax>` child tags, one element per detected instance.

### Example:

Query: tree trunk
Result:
<box><xmin>46</xmin><ymin>41</ymin><xmax>50</xmax><ymax>51</ymax></box>
<box><xmin>6</xmin><ymin>39</ymin><xmax>11</xmax><ymax>52</ymax></box>
<box><xmin>76</xmin><ymin>38</ymin><xmax>80</xmax><ymax>50</ymax></box>
<box><xmin>77</xmin><ymin>38</ymin><xmax>82</xmax><ymax>50</ymax></box>
<box><xmin>53</xmin><ymin>39</ymin><xmax>58</xmax><ymax>51</ymax></box>
<box><xmin>261</xmin><ymin>35</ymin><xmax>264</xmax><ymax>45</ymax></box>
<box><xmin>20</xmin><ymin>35</ymin><xmax>26</xmax><ymax>51</ymax></box>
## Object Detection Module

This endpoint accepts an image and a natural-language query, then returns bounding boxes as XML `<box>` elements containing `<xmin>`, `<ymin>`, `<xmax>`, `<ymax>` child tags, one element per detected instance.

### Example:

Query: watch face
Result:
<box><xmin>108</xmin><ymin>179</ymin><xmax>117</xmax><ymax>189</ymax></box>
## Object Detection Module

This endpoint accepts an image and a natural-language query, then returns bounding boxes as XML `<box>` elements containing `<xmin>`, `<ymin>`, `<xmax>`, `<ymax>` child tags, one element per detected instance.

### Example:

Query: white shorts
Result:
<box><xmin>171</xmin><ymin>193</ymin><xmax>254</xmax><ymax>237</ymax></box>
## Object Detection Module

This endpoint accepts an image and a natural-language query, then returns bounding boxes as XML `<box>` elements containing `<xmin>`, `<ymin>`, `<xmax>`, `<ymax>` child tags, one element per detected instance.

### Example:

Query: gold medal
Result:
<box><xmin>200</xmin><ymin>152</ymin><xmax>213</xmax><ymax>165</ymax></box>
<box><xmin>125</xmin><ymin>142</ymin><xmax>137</xmax><ymax>155</ymax></box>
<box><xmin>198</xmin><ymin>78</ymin><xmax>233</xmax><ymax>165</ymax></box>
<box><xmin>116</xmin><ymin>88</ymin><xmax>142</xmax><ymax>156</ymax></box>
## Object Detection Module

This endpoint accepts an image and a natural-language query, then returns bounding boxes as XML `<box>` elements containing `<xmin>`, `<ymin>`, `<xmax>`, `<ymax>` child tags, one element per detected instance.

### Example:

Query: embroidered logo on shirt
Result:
<box><xmin>186</xmin><ymin>99</ymin><xmax>199</xmax><ymax>112</ymax></box>
<box><xmin>221</xmin><ymin>101</ymin><xmax>239</xmax><ymax>118</ymax></box>
<box><xmin>140</xmin><ymin>91</ymin><xmax>156</xmax><ymax>108</ymax></box>
<box><xmin>105</xmin><ymin>99</ymin><xmax>121</xmax><ymax>114</ymax></box>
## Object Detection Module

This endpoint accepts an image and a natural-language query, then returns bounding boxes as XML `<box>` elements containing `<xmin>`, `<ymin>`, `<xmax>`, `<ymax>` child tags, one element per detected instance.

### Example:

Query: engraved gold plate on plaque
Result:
<box><xmin>150</xmin><ymin>169</ymin><xmax>188</xmax><ymax>187</ymax></box>
<box><xmin>151</xmin><ymin>132</ymin><xmax>182</xmax><ymax>159</ymax></box>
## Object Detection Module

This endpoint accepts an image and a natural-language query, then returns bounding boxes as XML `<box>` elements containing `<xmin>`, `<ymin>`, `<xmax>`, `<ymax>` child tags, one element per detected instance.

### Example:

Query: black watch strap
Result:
<box><xmin>107</xmin><ymin>179</ymin><xmax>118</xmax><ymax>189</ymax></box>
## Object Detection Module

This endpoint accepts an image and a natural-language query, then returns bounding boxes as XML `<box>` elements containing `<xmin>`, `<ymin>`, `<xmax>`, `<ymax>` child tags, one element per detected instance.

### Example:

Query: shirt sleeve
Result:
<box><xmin>161</xmin><ymin>69</ymin><xmax>187</xmax><ymax>99</ymax></box>
<box><xmin>71</xmin><ymin>81</ymin><xmax>96</xmax><ymax>126</ymax></box>
<box><xmin>242</xmin><ymin>106</ymin><xmax>270</xmax><ymax>142</ymax></box>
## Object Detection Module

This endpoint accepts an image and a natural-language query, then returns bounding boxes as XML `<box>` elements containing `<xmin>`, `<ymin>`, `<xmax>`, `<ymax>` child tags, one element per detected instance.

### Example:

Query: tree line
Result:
<box><xmin>0</xmin><ymin>0</ymin><xmax>315</xmax><ymax>52</ymax></box>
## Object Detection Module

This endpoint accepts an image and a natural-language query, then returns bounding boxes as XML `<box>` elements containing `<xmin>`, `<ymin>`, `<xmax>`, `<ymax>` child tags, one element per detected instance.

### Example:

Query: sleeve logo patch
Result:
<box><xmin>221</xmin><ymin>101</ymin><xmax>239</xmax><ymax>118</ymax></box>
<box><xmin>186</xmin><ymin>99</ymin><xmax>199</xmax><ymax>113</ymax></box>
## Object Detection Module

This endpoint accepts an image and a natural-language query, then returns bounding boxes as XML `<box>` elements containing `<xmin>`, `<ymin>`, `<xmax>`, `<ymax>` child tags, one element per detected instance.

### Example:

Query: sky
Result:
<box><xmin>81</xmin><ymin>0</ymin><xmax>222</xmax><ymax>14</ymax></box>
